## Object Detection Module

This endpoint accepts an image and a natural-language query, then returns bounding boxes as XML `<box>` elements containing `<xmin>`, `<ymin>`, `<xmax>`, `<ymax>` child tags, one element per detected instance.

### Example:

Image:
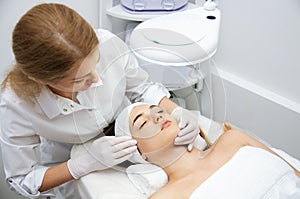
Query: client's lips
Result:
<box><xmin>161</xmin><ymin>120</ymin><xmax>171</xmax><ymax>130</ymax></box>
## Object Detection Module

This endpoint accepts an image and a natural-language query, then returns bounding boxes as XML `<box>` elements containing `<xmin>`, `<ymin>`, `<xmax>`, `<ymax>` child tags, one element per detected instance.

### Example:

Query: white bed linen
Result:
<box><xmin>189</xmin><ymin>146</ymin><xmax>300</xmax><ymax>199</ymax></box>
<box><xmin>75</xmin><ymin>168</ymin><xmax>145</xmax><ymax>199</ymax></box>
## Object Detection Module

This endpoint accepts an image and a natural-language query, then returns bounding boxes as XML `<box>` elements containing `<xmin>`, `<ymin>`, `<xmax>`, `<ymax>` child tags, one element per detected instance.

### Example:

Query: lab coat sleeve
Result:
<box><xmin>0</xmin><ymin>96</ymin><xmax>55</xmax><ymax>198</ymax></box>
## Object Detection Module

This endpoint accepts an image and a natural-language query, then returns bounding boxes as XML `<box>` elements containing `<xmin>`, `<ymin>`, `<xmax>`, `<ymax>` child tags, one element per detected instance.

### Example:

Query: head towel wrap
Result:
<box><xmin>115</xmin><ymin>102</ymin><xmax>149</xmax><ymax>164</ymax></box>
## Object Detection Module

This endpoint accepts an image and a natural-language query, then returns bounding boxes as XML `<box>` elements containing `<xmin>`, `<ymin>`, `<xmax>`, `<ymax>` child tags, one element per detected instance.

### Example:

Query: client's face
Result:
<box><xmin>129</xmin><ymin>104</ymin><xmax>179</xmax><ymax>153</ymax></box>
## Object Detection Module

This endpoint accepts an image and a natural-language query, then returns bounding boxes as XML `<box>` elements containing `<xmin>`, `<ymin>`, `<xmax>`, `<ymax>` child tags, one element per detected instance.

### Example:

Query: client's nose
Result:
<box><xmin>153</xmin><ymin>113</ymin><xmax>164</xmax><ymax>124</ymax></box>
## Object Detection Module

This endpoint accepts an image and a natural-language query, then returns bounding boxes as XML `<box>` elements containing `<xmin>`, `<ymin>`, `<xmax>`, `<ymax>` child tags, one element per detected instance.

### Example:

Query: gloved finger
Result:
<box><xmin>174</xmin><ymin>130</ymin><xmax>197</xmax><ymax>145</ymax></box>
<box><xmin>112</xmin><ymin>139</ymin><xmax>137</xmax><ymax>153</ymax></box>
<box><xmin>177</xmin><ymin>124</ymin><xmax>195</xmax><ymax>137</ymax></box>
<box><xmin>113</xmin><ymin>145</ymin><xmax>137</xmax><ymax>159</ymax></box>
<box><xmin>106</xmin><ymin>136</ymin><xmax>134</xmax><ymax>145</ymax></box>
<box><xmin>94</xmin><ymin>136</ymin><xmax>121</xmax><ymax>145</ymax></box>
<box><xmin>177</xmin><ymin>119</ymin><xmax>188</xmax><ymax>129</ymax></box>
<box><xmin>187</xmin><ymin>143</ymin><xmax>193</xmax><ymax>152</ymax></box>
<box><xmin>174</xmin><ymin>136</ymin><xmax>193</xmax><ymax>145</ymax></box>
<box><xmin>114</xmin><ymin>153</ymin><xmax>134</xmax><ymax>165</ymax></box>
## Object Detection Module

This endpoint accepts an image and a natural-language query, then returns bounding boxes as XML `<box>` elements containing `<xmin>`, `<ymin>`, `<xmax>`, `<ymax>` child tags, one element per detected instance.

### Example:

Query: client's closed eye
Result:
<box><xmin>139</xmin><ymin>121</ymin><xmax>147</xmax><ymax>129</ymax></box>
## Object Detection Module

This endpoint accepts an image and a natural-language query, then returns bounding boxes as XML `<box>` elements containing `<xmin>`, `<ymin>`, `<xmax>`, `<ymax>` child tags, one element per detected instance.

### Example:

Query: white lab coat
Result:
<box><xmin>0</xmin><ymin>29</ymin><xmax>170</xmax><ymax>198</ymax></box>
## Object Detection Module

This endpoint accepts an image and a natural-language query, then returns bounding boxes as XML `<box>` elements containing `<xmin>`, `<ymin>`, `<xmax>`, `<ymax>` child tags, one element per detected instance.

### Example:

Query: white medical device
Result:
<box><xmin>121</xmin><ymin>0</ymin><xmax>188</xmax><ymax>12</ymax></box>
<box><xmin>130</xmin><ymin>6</ymin><xmax>221</xmax><ymax>66</ymax></box>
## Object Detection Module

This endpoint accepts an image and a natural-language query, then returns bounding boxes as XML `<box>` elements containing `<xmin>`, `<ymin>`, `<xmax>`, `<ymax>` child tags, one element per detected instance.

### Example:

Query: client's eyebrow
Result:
<box><xmin>132</xmin><ymin>105</ymin><xmax>158</xmax><ymax>125</ymax></box>
<box><xmin>149</xmin><ymin>105</ymin><xmax>158</xmax><ymax>109</ymax></box>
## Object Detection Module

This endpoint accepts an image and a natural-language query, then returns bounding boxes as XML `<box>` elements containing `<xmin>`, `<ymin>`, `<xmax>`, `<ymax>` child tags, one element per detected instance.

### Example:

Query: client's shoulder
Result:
<box><xmin>149</xmin><ymin>181</ymin><xmax>191</xmax><ymax>199</ymax></box>
<box><xmin>216</xmin><ymin>129</ymin><xmax>248</xmax><ymax>147</ymax></box>
<box><xmin>149</xmin><ymin>186</ymin><xmax>173</xmax><ymax>199</ymax></box>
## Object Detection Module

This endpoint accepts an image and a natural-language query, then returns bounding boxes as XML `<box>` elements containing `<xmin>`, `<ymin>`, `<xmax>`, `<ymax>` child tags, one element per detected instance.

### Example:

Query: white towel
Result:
<box><xmin>126</xmin><ymin>164</ymin><xmax>168</xmax><ymax>197</ymax></box>
<box><xmin>189</xmin><ymin>146</ymin><xmax>300</xmax><ymax>199</ymax></box>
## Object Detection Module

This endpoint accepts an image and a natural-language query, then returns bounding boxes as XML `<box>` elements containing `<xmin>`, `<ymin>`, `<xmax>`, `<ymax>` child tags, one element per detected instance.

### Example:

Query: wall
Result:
<box><xmin>202</xmin><ymin>0</ymin><xmax>300</xmax><ymax>159</ymax></box>
<box><xmin>215</xmin><ymin>0</ymin><xmax>300</xmax><ymax>104</ymax></box>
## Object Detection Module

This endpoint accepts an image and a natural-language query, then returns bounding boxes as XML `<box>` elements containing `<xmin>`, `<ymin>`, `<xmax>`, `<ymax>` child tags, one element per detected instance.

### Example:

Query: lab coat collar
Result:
<box><xmin>36</xmin><ymin>86</ymin><xmax>96</xmax><ymax>119</ymax></box>
<box><xmin>35</xmin><ymin>87</ymin><xmax>61</xmax><ymax>119</ymax></box>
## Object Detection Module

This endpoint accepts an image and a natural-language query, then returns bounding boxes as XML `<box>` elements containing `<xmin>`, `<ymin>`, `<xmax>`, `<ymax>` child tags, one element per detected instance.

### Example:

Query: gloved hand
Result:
<box><xmin>68</xmin><ymin>136</ymin><xmax>137</xmax><ymax>179</ymax></box>
<box><xmin>171</xmin><ymin>107</ymin><xmax>201</xmax><ymax>151</ymax></box>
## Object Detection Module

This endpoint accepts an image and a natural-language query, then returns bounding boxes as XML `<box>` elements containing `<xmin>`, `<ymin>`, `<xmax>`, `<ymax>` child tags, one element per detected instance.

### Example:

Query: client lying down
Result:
<box><xmin>115</xmin><ymin>102</ymin><xmax>300</xmax><ymax>199</ymax></box>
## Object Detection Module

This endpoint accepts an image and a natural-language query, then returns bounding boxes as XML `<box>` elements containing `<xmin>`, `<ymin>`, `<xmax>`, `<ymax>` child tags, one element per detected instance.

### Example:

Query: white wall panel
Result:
<box><xmin>210</xmin><ymin>70</ymin><xmax>300</xmax><ymax>159</ymax></box>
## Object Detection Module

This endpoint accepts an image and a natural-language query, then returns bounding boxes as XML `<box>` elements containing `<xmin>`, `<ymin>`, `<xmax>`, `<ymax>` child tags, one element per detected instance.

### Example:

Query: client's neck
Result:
<box><xmin>144</xmin><ymin>141</ymin><xmax>187</xmax><ymax>169</ymax></box>
<box><xmin>165</xmin><ymin>148</ymin><xmax>204</xmax><ymax>181</ymax></box>
<box><xmin>145</xmin><ymin>144</ymin><xmax>205</xmax><ymax>182</ymax></box>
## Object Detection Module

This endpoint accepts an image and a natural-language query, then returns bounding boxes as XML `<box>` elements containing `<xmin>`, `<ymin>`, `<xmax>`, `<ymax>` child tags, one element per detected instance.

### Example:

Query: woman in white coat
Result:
<box><xmin>0</xmin><ymin>3</ymin><xmax>201</xmax><ymax>198</ymax></box>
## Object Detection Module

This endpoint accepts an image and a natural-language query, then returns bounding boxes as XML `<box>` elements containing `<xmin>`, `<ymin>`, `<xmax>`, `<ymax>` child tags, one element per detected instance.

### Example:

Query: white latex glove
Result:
<box><xmin>68</xmin><ymin>136</ymin><xmax>137</xmax><ymax>179</ymax></box>
<box><xmin>171</xmin><ymin>107</ymin><xmax>200</xmax><ymax>151</ymax></box>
